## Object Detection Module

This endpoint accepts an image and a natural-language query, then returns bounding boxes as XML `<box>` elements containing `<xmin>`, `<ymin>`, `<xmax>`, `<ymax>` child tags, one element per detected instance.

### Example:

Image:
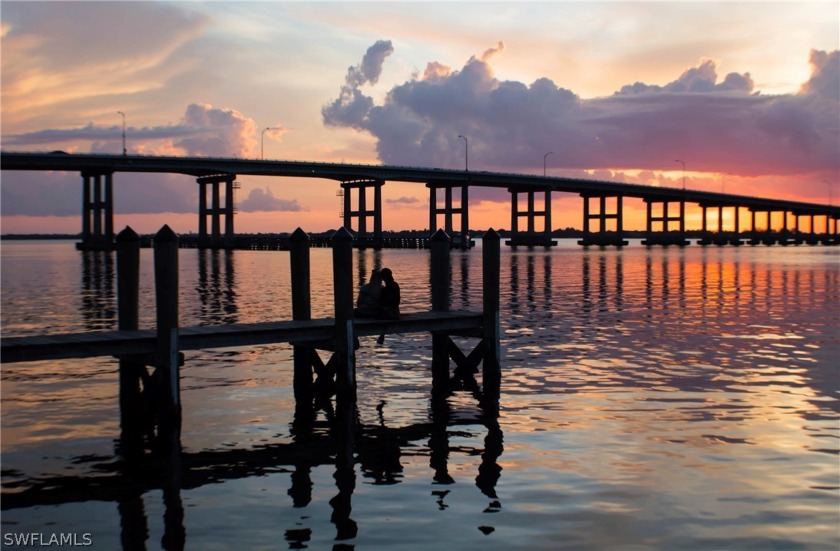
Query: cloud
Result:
<box><xmin>615</xmin><ymin>58</ymin><xmax>754</xmax><ymax>95</ymax></box>
<box><xmin>2</xmin><ymin>122</ymin><xmax>194</xmax><ymax>147</ymax></box>
<box><xmin>323</xmin><ymin>43</ymin><xmax>839</xmax><ymax>180</ymax></box>
<box><xmin>385</xmin><ymin>196</ymin><xmax>420</xmax><ymax>205</ymax></box>
<box><xmin>1</xmin><ymin>101</ymin><xmax>276</xmax><ymax>217</ymax></box>
<box><xmin>800</xmin><ymin>49</ymin><xmax>839</xmax><ymax>100</ymax></box>
<box><xmin>174</xmin><ymin>103</ymin><xmax>258</xmax><ymax>157</ymax></box>
<box><xmin>481</xmin><ymin>41</ymin><xmax>505</xmax><ymax>63</ymax></box>
<box><xmin>238</xmin><ymin>187</ymin><xmax>304</xmax><ymax>213</ymax></box>
<box><xmin>322</xmin><ymin>40</ymin><xmax>394</xmax><ymax>129</ymax></box>
<box><xmin>1</xmin><ymin>2</ymin><xmax>209</xmax><ymax>125</ymax></box>
<box><xmin>3</xmin><ymin>103</ymin><xmax>265</xmax><ymax>158</ymax></box>
<box><xmin>263</xmin><ymin>126</ymin><xmax>291</xmax><ymax>141</ymax></box>
<box><xmin>354</xmin><ymin>39</ymin><xmax>394</xmax><ymax>87</ymax></box>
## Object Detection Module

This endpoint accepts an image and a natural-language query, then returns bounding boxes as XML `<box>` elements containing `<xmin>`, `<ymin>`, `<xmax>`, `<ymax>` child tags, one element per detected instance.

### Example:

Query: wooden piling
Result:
<box><xmin>116</xmin><ymin>226</ymin><xmax>142</xmax><ymax>453</ymax></box>
<box><xmin>430</xmin><ymin>229</ymin><xmax>451</xmax><ymax>395</ymax></box>
<box><xmin>154</xmin><ymin>225</ymin><xmax>181</xmax><ymax>422</ymax></box>
<box><xmin>430</xmin><ymin>229</ymin><xmax>451</xmax><ymax>312</ymax></box>
<box><xmin>290</xmin><ymin>228</ymin><xmax>313</xmax><ymax>401</ymax></box>
<box><xmin>482</xmin><ymin>229</ymin><xmax>501</xmax><ymax>397</ymax></box>
<box><xmin>331</xmin><ymin>227</ymin><xmax>355</xmax><ymax>398</ymax></box>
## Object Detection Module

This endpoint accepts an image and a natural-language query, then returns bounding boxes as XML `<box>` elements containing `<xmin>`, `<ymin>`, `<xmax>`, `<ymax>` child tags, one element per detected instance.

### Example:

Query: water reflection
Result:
<box><xmin>196</xmin><ymin>249</ymin><xmax>238</xmax><ymax>325</ymax></box>
<box><xmin>80</xmin><ymin>251</ymin><xmax>116</xmax><ymax>330</ymax></box>
<box><xmin>456</xmin><ymin>252</ymin><xmax>471</xmax><ymax>310</ymax></box>
<box><xmin>3</xmin><ymin>241</ymin><xmax>838</xmax><ymax>550</ymax></box>
<box><xmin>117</xmin><ymin>491</ymin><xmax>148</xmax><ymax>551</ymax></box>
<box><xmin>581</xmin><ymin>251</ymin><xmax>624</xmax><ymax>317</ymax></box>
<box><xmin>0</xmin><ymin>365</ymin><xmax>505</xmax><ymax>549</ymax></box>
<box><xmin>355</xmin><ymin>249</ymin><xmax>383</xmax><ymax>289</ymax></box>
<box><xmin>643</xmin><ymin>250</ymin><xmax>684</xmax><ymax>313</ymax></box>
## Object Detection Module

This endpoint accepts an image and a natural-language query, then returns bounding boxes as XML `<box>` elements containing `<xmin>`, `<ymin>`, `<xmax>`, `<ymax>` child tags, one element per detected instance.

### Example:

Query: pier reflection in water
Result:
<box><xmin>1</xmin><ymin>240</ymin><xmax>838</xmax><ymax>550</ymax></box>
<box><xmin>2</xmin><ymin>369</ymin><xmax>502</xmax><ymax>551</ymax></box>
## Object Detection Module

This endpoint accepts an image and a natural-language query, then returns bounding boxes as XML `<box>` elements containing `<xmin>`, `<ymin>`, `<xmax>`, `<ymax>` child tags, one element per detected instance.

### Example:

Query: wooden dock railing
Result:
<box><xmin>1</xmin><ymin>225</ymin><xmax>502</xmax><ymax>447</ymax></box>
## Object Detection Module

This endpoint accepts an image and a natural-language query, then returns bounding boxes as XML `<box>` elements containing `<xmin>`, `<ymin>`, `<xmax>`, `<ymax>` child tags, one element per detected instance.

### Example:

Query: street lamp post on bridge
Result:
<box><xmin>544</xmin><ymin>151</ymin><xmax>553</xmax><ymax>177</ymax></box>
<box><xmin>117</xmin><ymin>111</ymin><xmax>126</xmax><ymax>156</ymax></box>
<box><xmin>261</xmin><ymin>127</ymin><xmax>274</xmax><ymax>160</ymax></box>
<box><xmin>458</xmin><ymin>135</ymin><xmax>468</xmax><ymax>172</ymax></box>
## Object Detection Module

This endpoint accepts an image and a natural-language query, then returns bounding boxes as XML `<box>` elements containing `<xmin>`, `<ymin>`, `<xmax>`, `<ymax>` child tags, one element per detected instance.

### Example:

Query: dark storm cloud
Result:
<box><xmin>323</xmin><ymin>43</ymin><xmax>839</xmax><ymax>179</ymax></box>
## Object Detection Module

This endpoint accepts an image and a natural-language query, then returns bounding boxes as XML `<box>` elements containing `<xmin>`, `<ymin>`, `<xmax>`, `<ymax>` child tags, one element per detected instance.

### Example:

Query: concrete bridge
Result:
<box><xmin>2</xmin><ymin>151</ymin><xmax>838</xmax><ymax>250</ymax></box>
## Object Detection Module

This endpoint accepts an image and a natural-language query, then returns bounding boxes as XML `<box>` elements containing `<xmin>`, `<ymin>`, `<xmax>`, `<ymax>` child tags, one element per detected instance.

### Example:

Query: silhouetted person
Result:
<box><xmin>379</xmin><ymin>268</ymin><xmax>400</xmax><ymax>320</ymax></box>
<box><xmin>354</xmin><ymin>269</ymin><xmax>382</xmax><ymax>318</ymax></box>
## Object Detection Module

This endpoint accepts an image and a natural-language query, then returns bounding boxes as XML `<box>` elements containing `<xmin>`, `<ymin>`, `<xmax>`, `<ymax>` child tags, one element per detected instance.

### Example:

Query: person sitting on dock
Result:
<box><xmin>354</xmin><ymin>269</ymin><xmax>383</xmax><ymax>318</ymax></box>
<box><xmin>379</xmin><ymin>268</ymin><xmax>401</xmax><ymax>320</ymax></box>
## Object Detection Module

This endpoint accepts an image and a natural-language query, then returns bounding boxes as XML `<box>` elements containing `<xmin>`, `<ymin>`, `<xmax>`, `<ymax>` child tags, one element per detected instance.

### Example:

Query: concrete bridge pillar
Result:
<box><xmin>822</xmin><ymin>214</ymin><xmax>840</xmax><ymax>244</ymax></box>
<box><xmin>641</xmin><ymin>198</ymin><xmax>688</xmax><ymax>246</ymax></box>
<box><xmin>427</xmin><ymin>182</ymin><xmax>471</xmax><ymax>249</ymax></box>
<box><xmin>792</xmin><ymin>213</ymin><xmax>808</xmax><ymax>245</ymax></box>
<box><xmin>578</xmin><ymin>194</ymin><xmax>627</xmax><ymax>247</ymax></box>
<box><xmin>197</xmin><ymin>174</ymin><xmax>237</xmax><ymax>248</ymax></box>
<box><xmin>747</xmin><ymin>209</ymin><xmax>775</xmax><ymax>245</ymax></box>
<box><xmin>697</xmin><ymin>204</ymin><xmax>741</xmax><ymax>246</ymax></box>
<box><xmin>341</xmin><ymin>179</ymin><xmax>384</xmax><ymax>249</ymax></box>
<box><xmin>778</xmin><ymin>210</ymin><xmax>793</xmax><ymax>245</ymax></box>
<box><xmin>506</xmin><ymin>188</ymin><xmax>556</xmax><ymax>247</ymax></box>
<box><xmin>78</xmin><ymin>171</ymin><xmax>115</xmax><ymax>251</ymax></box>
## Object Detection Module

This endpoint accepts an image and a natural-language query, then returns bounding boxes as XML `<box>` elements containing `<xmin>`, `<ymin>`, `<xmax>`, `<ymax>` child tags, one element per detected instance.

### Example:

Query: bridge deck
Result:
<box><xmin>3</xmin><ymin>152</ymin><xmax>838</xmax><ymax>216</ymax></box>
<box><xmin>0</xmin><ymin>310</ymin><xmax>483</xmax><ymax>364</ymax></box>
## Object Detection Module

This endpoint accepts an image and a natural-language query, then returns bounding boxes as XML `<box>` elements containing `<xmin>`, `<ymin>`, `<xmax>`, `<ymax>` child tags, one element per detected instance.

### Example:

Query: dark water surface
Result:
<box><xmin>2</xmin><ymin>239</ymin><xmax>838</xmax><ymax>550</ymax></box>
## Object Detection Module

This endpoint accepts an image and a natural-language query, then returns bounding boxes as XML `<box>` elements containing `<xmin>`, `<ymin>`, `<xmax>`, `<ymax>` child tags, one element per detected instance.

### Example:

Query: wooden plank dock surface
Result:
<box><xmin>1</xmin><ymin>310</ymin><xmax>483</xmax><ymax>364</ymax></box>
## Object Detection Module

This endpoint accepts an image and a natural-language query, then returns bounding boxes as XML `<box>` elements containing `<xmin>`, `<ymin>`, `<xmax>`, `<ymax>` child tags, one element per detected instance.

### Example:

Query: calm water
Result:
<box><xmin>1</xmin><ymin>239</ymin><xmax>838</xmax><ymax>550</ymax></box>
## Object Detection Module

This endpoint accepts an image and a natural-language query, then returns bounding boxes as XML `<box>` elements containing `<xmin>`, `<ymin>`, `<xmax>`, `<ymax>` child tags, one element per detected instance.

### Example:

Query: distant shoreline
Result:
<box><xmin>2</xmin><ymin>229</ymin><xmax>742</xmax><ymax>241</ymax></box>
<box><xmin>1</xmin><ymin>234</ymin><xmax>81</xmax><ymax>240</ymax></box>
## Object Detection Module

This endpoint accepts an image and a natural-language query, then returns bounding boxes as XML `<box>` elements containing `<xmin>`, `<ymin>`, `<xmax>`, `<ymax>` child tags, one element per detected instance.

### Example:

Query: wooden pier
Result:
<box><xmin>1</xmin><ymin>225</ymin><xmax>501</xmax><ymax>454</ymax></box>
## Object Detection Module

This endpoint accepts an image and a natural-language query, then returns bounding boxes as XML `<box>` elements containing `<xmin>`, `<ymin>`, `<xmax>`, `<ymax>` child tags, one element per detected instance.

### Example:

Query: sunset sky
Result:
<box><xmin>1</xmin><ymin>1</ymin><xmax>838</xmax><ymax>234</ymax></box>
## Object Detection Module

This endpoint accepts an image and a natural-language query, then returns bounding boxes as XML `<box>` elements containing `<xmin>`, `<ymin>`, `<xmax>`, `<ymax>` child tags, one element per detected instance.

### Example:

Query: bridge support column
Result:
<box><xmin>697</xmin><ymin>204</ymin><xmax>741</xmax><ymax>246</ymax></box>
<box><xmin>821</xmin><ymin>214</ymin><xmax>840</xmax><ymax>245</ymax></box>
<box><xmin>792</xmin><ymin>213</ymin><xmax>816</xmax><ymax>245</ymax></box>
<box><xmin>747</xmin><ymin>210</ymin><xmax>777</xmax><ymax>245</ymax></box>
<box><xmin>77</xmin><ymin>171</ymin><xmax>115</xmax><ymax>251</ymax></box>
<box><xmin>506</xmin><ymin>189</ymin><xmax>556</xmax><ymax>247</ymax></box>
<box><xmin>197</xmin><ymin>174</ymin><xmax>237</xmax><ymax>249</ymax></box>
<box><xmin>642</xmin><ymin>198</ymin><xmax>688</xmax><ymax>246</ymax></box>
<box><xmin>578</xmin><ymin>194</ymin><xmax>627</xmax><ymax>247</ymax></box>
<box><xmin>341</xmin><ymin>180</ymin><xmax>384</xmax><ymax>249</ymax></box>
<box><xmin>427</xmin><ymin>182</ymin><xmax>472</xmax><ymax>249</ymax></box>
<box><xmin>778</xmin><ymin>210</ymin><xmax>793</xmax><ymax>245</ymax></box>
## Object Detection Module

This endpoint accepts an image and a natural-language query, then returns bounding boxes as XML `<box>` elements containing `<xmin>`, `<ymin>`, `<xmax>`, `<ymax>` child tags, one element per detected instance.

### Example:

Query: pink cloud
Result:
<box><xmin>3</xmin><ymin>103</ymin><xmax>264</xmax><ymax>158</ymax></box>
<box><xmin>323</xmin><ymin>43</ymin><xmax>839</xmax><ymax>191</ymax></box>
